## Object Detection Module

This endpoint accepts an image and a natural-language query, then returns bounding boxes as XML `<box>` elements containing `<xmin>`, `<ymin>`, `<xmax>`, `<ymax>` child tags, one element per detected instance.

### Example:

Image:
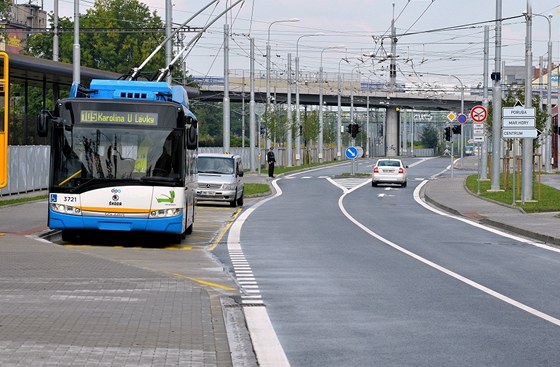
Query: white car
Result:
<box><xmin>371</xmin><ymin>159</ymin><xmax>408</xmax><ymax>187</ymax></box>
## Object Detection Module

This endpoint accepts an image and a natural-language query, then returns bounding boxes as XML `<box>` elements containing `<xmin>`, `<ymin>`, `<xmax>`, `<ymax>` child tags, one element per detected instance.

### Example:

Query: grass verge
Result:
<box><xmin>0</xmin><ymin>195</ymin><xmax>48</xmax><ymax>207</ymax></box>
<box><xmin>245</xmin><ymin>183</ymin><xmax>270</xmax><ymax>196</ymax></box>
<box><xmin>465</xmin><ymin>174</ymin><xmax>560</xmax><ymax>213</ymax></box>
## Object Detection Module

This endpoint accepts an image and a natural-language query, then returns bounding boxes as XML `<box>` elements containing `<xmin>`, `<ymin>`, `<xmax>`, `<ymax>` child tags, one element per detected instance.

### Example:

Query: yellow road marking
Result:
<box><xmin>163</xmin><ymin>245</ymin><xmax>194</xmax><ymax>250</ymax></box>
<box><xmin>171</xmin><ymin>272</ymin><xmax>236</xmax><ymax>291</ymax></box>
<box><xmin>207</xmin><ymin>208</ymin><xmax>242</xmax><ymax>251</ymax></box>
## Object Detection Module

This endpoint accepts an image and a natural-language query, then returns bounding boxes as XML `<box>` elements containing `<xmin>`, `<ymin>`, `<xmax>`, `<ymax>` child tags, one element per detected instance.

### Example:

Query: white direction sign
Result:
<box><xmin>502</xmin><ymin>104</ymin><xmax>536</xmax><ymax>140</ymax></box>
<box><xmin>502</xmin><ymin>129</ymin><xmax>538</xmax><ymax>138</ymax></box>
<box><xmin>502</xmin><ymin>106</ymin><xmax>535</xmax><ymax>118</ymax></box>
<box><xmin>502</xmin><ymin>118</ymin><xmax>535</xmax><ymax>128</ymax></box>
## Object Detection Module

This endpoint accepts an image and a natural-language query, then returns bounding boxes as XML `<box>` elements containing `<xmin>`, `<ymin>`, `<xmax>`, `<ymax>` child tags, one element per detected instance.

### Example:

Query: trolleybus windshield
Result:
<box><xmin>51</xmin><ymin>102</ymin><xmax>186</xmax><ymax>192</ymax></box>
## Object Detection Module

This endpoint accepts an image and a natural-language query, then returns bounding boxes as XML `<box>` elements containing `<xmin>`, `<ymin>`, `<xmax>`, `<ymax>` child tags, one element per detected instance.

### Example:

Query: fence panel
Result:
<box><xmin>0</xmin><ymin>145</ymin><xmax>49</xmax><ymax>196</ymax></box>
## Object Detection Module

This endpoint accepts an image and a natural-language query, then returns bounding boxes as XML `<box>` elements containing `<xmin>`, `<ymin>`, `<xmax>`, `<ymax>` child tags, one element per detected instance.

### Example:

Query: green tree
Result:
<box><xmin>261</xmin><ymin>104</ymin><xmax>287</xmax><ymax>145</ymax></box>
<box><xmin>24</xmin><ymin>0</ymin><xmax>166</xmax><ymax>76</ymax></box>
<box><xmin>419</xmin><ymin>123</ymin><xmax>439</xmax><ymax>149</ymax></box>
<box><xmin>302</xmin><ymin>110</ymin><xmax>320</xmax><ymax>146</ymax></box>
<box><xmin>14</xmin><ymin>0</ymin><xmax>181</xmax><ymax>144</ymax></box>
<box><xmin>0</xmin><ymin>2</ymin><xmax>11</xmax><ymax>43</ymax></box>
<box><xmin>323</xmin><ymin>112</ymin><xmax>337</xmax><ymax>145</ymax></box>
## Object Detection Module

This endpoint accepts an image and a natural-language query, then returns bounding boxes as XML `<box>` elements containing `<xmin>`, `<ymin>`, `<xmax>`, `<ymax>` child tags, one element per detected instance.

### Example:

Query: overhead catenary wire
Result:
<box><xmin>398</xmin><ymin>0</ymin><xmax>437</xmax><ymax>40</ymax></box>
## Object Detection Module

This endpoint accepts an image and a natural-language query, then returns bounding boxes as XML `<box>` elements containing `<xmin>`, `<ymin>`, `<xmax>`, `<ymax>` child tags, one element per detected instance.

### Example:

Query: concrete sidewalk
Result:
<box><xmin>421</xmin><ymin>156</ymin><xmax>560</xmax><ymax>248</ymax></box>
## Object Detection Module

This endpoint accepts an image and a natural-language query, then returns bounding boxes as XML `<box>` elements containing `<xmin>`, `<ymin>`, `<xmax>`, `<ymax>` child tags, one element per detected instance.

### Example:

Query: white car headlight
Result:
<box><xmin>222</xmin><ymin>183</ymin><xmax>236</xmax><ymax>190</ymax></box>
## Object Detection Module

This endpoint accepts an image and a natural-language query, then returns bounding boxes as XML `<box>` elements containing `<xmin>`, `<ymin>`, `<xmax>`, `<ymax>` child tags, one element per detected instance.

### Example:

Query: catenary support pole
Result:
<box><xmin>491</xmin><ymin>0</ymin><xmax>503</xmax><ymax>191</ymax></box>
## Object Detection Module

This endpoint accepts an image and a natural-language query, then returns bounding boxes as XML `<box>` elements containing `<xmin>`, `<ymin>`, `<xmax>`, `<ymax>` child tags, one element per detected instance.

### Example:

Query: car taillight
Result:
<box><xmin>373</xmin><ymin>167</ymin><xmax>379</xmax><ymax>173</ymax></box>
<box><xmin>398</xmin><ymin>167</ymin><xmax>404</xmax><ymax>173</ymax></box>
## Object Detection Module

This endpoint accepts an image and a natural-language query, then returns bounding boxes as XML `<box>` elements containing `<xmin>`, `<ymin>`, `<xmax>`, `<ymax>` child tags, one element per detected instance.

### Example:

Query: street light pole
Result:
<box><xmin>295</xmin><ymin>33</ymin><xmax>324</xmax><ymax>166</ymax></box>
<box><xmin>266</xmin><ymin>18</ymin><xmax>300</xmax><ymax>149</ymax></box>
<box><xmin>319</xmin><ymin>45</ymin><xmax>344</xmax><ymax>162</ymax></box>
<box><xmin>337</xmin><ymin>57</ymin><xmax>349</xmax><ymax>160</ymax></box>
<box><xmin>522</xmin><ymin>0</ymin><xmax>533</xmax><ymax>203</ymax></box>
<box><xmin>534</xmin><ymin>13</ymin><xmax>553</xmax><ymax>172</ymax></box>
<box><xmin>249</xmin><ymin>37</ymin><xmax>256</xmax><ymax>172</ymax></box>
<box><xmin>287</xmin><ymin>53</ymin><xmax>292</xmax><ymax>166</ymax></box>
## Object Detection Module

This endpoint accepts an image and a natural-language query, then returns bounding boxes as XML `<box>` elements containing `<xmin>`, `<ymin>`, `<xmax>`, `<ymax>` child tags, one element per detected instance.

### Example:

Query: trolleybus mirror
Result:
<box><xmin>37</xmin><ymin>110</ymin><xmax>51</xmax><ymax>137</ymax></box>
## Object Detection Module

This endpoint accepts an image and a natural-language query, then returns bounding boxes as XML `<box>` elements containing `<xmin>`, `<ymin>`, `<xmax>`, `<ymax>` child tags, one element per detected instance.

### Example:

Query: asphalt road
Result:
<box><xmin>228</xmin><ymin>157</ymin><xmax>560</xmax><ymax>367</ymax></box>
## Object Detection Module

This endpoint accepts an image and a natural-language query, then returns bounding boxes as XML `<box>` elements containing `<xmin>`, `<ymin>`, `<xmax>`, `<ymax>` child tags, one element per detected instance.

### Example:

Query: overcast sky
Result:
<box><xmin>47</xmin><ymin>0</ymin><xmax>560</xmax><ymax>87</ymax></box>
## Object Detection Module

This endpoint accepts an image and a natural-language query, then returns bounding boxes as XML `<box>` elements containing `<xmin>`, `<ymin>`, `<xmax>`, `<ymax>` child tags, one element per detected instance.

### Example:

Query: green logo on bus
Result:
<box><xmin>157</xmin><ymin>191</ymin><xmax>175</xmax><ymax>204</ymax></box>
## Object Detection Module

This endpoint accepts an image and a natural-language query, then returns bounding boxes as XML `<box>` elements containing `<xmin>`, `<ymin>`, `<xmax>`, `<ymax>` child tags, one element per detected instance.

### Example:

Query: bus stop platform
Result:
<box><xmin>0</xmin><ymin>198</ymin><xmax>258</xmax><ymax>366</ymax></box>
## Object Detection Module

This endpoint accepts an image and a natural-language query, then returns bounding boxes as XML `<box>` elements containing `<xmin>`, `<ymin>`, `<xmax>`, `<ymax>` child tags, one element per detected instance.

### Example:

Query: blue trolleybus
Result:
<box><xmin>38</xmin><ymin>79</ymin><xmax>198</xmax><ymax>243</ymax></box>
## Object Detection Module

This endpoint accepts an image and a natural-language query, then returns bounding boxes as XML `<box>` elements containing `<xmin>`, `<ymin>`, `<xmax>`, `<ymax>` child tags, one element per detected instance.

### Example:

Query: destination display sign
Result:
<box><xmin>80</xmin><ymin>111</ymin><xmax>158</xmax><ymax>125</ymax></box>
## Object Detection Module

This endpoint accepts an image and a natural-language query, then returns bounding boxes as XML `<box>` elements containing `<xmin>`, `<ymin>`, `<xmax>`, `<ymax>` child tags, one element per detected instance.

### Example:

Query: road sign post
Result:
<box><xmin>345</xmin><ymin>146</ymin><xmax>358</xmax><ymax>175</ymax></box>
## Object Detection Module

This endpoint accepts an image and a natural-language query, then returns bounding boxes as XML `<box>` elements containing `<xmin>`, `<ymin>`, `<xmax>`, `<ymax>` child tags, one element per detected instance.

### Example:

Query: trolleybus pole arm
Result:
<box><xmin>156</xmin><ymin>0</ymin><xmax>244</xmax><ymax>82</ymax></box>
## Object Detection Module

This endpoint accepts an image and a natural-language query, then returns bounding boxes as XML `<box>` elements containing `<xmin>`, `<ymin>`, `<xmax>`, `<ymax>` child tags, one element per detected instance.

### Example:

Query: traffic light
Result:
<box><xmin>444</xmin><ymin>127</ymin><xmax>451</xmax><ymax>141</ymax></box>
<box><xmin>347</xmin><ymin>124</ymin><xmax>352</xmax><ymax>134</ymax></box>
<box><xmin>351</xmin><ymin>123</ymin><xmax>361</xmax><ymax>138</ymax></box>
<box><xmin>452</xmin><ymin>125</ymin><xmax>461</xmax><ymax>134</ymax></box>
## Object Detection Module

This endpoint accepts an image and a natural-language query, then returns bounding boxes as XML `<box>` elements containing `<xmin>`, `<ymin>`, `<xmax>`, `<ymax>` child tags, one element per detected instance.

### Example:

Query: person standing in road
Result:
<box><xmin>266</xmin><ymin>147</ymin><xmax>276</xmax><ymax>178</ymax></box>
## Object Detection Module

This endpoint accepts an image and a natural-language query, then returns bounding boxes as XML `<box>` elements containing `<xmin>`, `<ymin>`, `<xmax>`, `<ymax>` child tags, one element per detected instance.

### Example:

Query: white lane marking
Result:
<box><xmin>336</xmin><ymin>180</ymin><xmax>560</xmax><ymax>327</ymax></box>
<box><xmin>227</xmin><ymin>178</ymin><xmax>290</xmax><ymax>366</ymax></box>
<box><xmin>284</xmin><ymin>162</ymin><xmax>350</xmax><ymax>179</ymax></box>
<box><xmin>242</xmin><ymin>307</ymin><xmax>290</xmax><ymax>366</ymax></box>
<box><xmin>414</xmin><ymin>181</ymin><xmax>560</xmax><ymax>254</ymax></box>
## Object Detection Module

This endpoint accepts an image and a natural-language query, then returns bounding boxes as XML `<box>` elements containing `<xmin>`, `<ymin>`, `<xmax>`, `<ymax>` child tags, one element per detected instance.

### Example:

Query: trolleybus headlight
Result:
<box><xmin>51</xmin><ymin>203</ymin><xmax>81</xmax><ymax>216</ymax></box>
<box><xmin>150</xmin><ymin>208</ymin><xmax>181</xmax><ymax>218</ymax></box>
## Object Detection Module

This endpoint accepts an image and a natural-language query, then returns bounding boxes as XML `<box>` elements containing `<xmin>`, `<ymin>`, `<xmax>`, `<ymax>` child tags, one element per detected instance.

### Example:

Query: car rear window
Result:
<box><xmin>379</xmin><ymin>160</ymin><xmax>401</xmax><ymax>167</ymax></box>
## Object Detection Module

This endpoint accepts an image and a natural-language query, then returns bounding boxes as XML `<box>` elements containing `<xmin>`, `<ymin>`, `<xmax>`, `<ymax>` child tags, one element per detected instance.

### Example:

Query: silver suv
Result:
<box><xmin>196</xmin><ymin>153</ymin><xmax>244</xmax><ymax>207</ymax></box>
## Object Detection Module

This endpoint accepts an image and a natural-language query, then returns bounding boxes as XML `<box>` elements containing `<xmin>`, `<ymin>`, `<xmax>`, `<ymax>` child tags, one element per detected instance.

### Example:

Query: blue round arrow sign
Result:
<box><xmin>345</xmin><ymin>146</ymin><xmax>358</xmax><ymax>159</ymax></box>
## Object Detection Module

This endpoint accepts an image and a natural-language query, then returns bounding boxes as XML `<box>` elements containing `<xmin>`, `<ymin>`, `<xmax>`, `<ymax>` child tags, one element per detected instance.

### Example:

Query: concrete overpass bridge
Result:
<box><xmin>193</xmin><ymin>69</ymin><xmax>484</xmax><ymax>157</ymax></box>
<box><xmin>195</xmin><ymin>70</ymin><xmax>482</xmax><ymax>111</ymax></box>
